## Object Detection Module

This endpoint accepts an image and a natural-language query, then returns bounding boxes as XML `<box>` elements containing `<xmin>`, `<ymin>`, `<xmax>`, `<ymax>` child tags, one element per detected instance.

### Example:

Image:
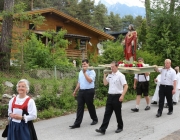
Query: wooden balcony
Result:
<box><xmin>65</xmin><ymin>49</ymin><xmax>87</xmax><ymax>59</ymax></box>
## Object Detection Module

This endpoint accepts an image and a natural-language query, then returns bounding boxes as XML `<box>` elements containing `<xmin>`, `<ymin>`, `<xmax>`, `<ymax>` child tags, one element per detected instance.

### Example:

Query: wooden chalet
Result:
<box><xmin>0</xmin><ymin>8</ymin><xmax>114</xmax><ymax>60</ymax></box>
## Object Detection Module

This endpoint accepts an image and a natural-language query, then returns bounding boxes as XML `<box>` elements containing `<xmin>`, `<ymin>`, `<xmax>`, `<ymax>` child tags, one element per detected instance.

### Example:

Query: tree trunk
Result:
<box><xmin>0</xmin><ymin>0</ymin><xmax>14</xmax><ymax>71</ymax></box>
<box><xmin>169</xmin><ymin>0</ymin><xmax>175</xmax><ymax>14</ymax></box>
<box><xmin>145</xmin><ymin>0</ymin><xmax>151</xmax><ymax>26</ymax></box>
<box><xmin>31</xmin><ymin>0</ymin><xmax>33</xmax><ymax>10</ymax></box>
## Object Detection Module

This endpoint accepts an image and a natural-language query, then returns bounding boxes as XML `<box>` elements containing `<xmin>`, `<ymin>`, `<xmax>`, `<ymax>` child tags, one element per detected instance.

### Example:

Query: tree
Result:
<box><xmin>145</xmin><ymin>0</ymin><xmax>151</xmax><ymax>26</ymax></box>
<box><xmin>3</xmin><ymin>2</ymin><xmax>45</xmax><ymax>73</ymax></box>
<box><xmin>90</xmin><ymin>2</ymin><xmax>109</xmax><ymax>30</ymax></box>
<box><xmin>133</xmin><ymin>16</ymin><xmax>144</xmax><ymax>29</ymax></box>
<box><xmin>24</xmin><ymin>30</ymin><xmax>71</xmax><ymax>69</ymax></box>
<box><xmin>76</xmin><ymin>0</ymin><xmax>95</xmax><ymax>24</ymax></box>
<box><xmin>137</xmin><ymin>19</ymin><xmax>147</xmax><ymax>50</ymax></box>
<box><xmin>108</xmin><ymin>12</ymin><xmax>122</xmax><ymax>31</ymax></box>
<box><xmin>145</xmin><ymin>0</ymin><xmax>180</xmax><ymax>65</ymax></box>
<box><xmin>61</xmin><ymin>0</ymin><xmax>79</xmax><ymax>17</ymax></box>
<box><xmin>0</xmin><ymin>0</ymin><xmax>4</xmax><ymax>11</ymax></box>
<box><xmin>169</xmin><ymin>0</ymin><xmax>175</xmax><ymax>14</ymax></box>
<box><xmin>0</xmin><ymin>0</ymin><xmax>14</xmax><ymax>70</ymax></box>
<box><xmin>122</xmin><ymin>15</ymin><xmax>134</xmax><ymax>29</ymax></box>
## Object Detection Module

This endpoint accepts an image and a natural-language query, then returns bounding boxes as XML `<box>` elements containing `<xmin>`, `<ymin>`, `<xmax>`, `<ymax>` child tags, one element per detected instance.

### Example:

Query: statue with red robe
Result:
<box><xmin>124</xmin><ymin>24</ymin><xmax>137</xmax><ymax>62</ymax></box>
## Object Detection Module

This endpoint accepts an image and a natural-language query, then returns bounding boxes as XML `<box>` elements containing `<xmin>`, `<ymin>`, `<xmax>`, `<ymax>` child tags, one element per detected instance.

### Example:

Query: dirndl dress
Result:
<box><xmin>7</xmin><ymin>97</ymin><xmax>37</xmax><ymax>140</ymax></box>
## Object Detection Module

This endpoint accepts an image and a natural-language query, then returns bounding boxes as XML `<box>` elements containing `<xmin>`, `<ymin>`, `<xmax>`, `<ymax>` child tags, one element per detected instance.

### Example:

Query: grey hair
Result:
<box><xmin>165</xmin><ymin>59</ymin><xmax>171</xmax><ymax>63</ymax></box>
<box><xmin>16</xmin><ymin>79</ymin><xmax>30</xmax><ymax>93</ymax></box>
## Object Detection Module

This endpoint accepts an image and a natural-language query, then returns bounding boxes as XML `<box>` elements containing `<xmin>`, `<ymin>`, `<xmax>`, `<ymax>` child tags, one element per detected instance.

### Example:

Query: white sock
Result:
<box><xmin>136</xmin><ymin>105</ymin><xmax>139</xmax><ymax>109</ymax></box>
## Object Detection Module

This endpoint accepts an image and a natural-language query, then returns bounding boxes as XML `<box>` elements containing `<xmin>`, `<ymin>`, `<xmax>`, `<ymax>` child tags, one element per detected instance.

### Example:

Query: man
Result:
<box><xmin>155</xmin><ymin>59</ymin><xmax>176</xmax><ymax>117</ymax></box>
<box><xmin>69</xmin><ymin>59</ymin><xmax>98</xmax><ymax>128</ymax></box>
<box><xmin>131</xmin><ymin>57</ymin><xmax>150</xmax><ymax>112</ymax></box>
<box><xmin>172</xmin><ymin>66</ymin><xmax>180</xmax><ymax>105</ymax></box>
<box><xmin>95</xmin><ymin>61</ymin><xmax>128</xmax><ymax>134</ymax></box>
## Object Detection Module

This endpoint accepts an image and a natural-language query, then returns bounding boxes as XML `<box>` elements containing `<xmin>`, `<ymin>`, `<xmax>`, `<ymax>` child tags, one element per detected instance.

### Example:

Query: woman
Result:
<box><xmin>7</xmin><ymin>79</ymin><xmax>37</xmax><ymax>140</ymax></box>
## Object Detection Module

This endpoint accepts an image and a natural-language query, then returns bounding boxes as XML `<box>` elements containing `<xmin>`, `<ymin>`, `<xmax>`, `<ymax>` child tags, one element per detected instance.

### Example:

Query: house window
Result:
<box><xmin>29</xmin><ymin>23</ymin><xmax>35</xmax><ymax>30</ymax></box>
<box><xmin>56</xmin><ymin>26</ymin><xmax>62</xmax><ymax>32</ymax></box>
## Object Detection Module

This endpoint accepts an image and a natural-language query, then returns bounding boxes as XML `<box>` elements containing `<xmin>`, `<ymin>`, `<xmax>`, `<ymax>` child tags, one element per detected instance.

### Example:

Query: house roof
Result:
<box><xmin>0</xmin><ymin>8</ymin><xmax>114</xmax><ymax>40</ymax></box>
<box><xmin>33</xmin><ymin>30</ymin><xmax>91</xmax><ymax>40</ymax></box>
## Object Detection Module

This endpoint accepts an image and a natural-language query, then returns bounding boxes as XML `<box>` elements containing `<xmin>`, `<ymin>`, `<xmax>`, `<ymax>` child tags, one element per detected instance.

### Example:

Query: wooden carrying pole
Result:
<box><xmin>87</xmin><ymin>65</ymin><xmax>163</xmax><ymax>74</ymax></box>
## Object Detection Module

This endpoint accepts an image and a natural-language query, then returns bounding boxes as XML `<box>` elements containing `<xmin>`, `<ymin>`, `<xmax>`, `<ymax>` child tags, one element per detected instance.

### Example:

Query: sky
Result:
<box><xmin>95</xmin><ymin>0</ymin><xmax>145</xmax><ymax>7</ymax></box>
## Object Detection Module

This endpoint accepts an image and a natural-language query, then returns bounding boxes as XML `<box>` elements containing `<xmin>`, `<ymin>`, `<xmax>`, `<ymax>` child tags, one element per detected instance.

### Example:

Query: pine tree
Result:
<box><xmin>0</xmin><ymin>0</ymin><xmax>14</xmax><ymax>70</ymax></box>
<box><xmin>90</xmin><ymin>2</ymin><xmax>109</xmax><ymax>30</ymax></box>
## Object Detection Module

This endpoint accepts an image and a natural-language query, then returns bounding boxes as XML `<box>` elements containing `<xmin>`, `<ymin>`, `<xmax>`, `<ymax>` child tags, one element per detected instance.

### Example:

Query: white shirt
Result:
<box><xmin>134</xmin><ymin>74</ymin><xmax>150</xmax><ymax>82</ymax></box>
<box><xmin>158</xmin><ymin>67</ymin><xmax>176</xmax><ymax>85</ymax></box>
<box><xmin>176</xmin><ymin>73</ymin><xmax>180</xmax><ymax>89</ymax></box>
<box><xmin>8</xmin><ymin>95</ymin><xmax>37</xmax><ymax>123</ymax></box>
<box><xmin>155</xmin><ymin>74</ymin><xmax>161</xmax><ymax>86</ymax></box>
<box><xmin>106</xmin><ymin>70</ymin><xmax>127</xmax><ymax>94</ymax></box>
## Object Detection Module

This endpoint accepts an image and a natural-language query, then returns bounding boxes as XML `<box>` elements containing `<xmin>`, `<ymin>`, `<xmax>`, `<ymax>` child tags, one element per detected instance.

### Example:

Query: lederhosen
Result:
<box><xmin>136</xmin><ymin>73</ymin><xmax>149</xmax><ymax>96</ymax></box>
<box><xmin>11</xmin><ymin>97</ymin><xmax>38</xmax><ymax>140</ymax></box>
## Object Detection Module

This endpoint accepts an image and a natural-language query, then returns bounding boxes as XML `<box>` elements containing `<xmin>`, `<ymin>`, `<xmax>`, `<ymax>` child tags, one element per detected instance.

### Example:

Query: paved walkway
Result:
<box><xmin>1</xmin><ymin>98</ymin><xmax>180</xmax><ymax>140</ymax></box>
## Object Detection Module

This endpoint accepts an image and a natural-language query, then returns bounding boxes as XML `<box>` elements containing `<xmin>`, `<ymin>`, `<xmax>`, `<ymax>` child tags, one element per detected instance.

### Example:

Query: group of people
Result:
<box><xmin>151</xmin><ymin>64</ymin><xmax>180</xmax><ymax>112</ymax></box>
<box><xmin>4</xmin><ymin>58</ymin><xmax>178</xmax><ymax>139</ymax></box>
<box><xmin>70</xmin><ymin>59</ymin><xmax>128</xmax><ymax>135</ymax></box>
<box><xmin>69</xmin><ymin>58</ymin><xmax>177</xmax><ymax>135</ymax></box>
<box><xmin>131</xmin><ymin>58</ymin><xmax>178</xmax><ymax>118</ymax></box>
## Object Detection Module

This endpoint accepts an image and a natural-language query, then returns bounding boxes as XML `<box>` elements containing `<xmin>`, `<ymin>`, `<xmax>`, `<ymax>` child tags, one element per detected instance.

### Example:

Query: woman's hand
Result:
<box><xmin>10</xmin><ymin>113</ymin><xmax>23</xmax><ymax>120</ymax></box>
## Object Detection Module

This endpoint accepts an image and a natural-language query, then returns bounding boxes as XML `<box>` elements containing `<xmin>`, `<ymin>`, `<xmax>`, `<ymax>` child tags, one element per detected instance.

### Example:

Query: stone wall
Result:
<box><xmin>29</xmin><ymin>69</ymin><xmax>77</xmax><ymax>79</ymax></box>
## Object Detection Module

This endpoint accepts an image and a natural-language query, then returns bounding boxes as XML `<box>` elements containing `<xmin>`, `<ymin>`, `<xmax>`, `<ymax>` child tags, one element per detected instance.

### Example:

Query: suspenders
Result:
<box><xmin>138</xmin><ymin>73</ymin><xmax>147</xmax><ymax>82</ymax></box>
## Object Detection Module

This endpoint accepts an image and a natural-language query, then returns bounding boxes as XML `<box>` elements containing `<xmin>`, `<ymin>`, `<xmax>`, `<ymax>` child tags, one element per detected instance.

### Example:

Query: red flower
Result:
<box><xmin>137</xmin><ymin>64</ymin><xmax>143</xmax><ymax>67</ymax></box>
<box><xmin>129</xmin><ymin>64</ymin><xmax>133</xmax><ymax>67</ymax></box>
<box><xmin>124</xmin><ymin>64</ymin><xmax>129</xmax><ymax>67</ymax></box>
<box><xmin>118</xmin><ymin>61</ymin><xmax>123</xmax><ymax>64</ymax></box>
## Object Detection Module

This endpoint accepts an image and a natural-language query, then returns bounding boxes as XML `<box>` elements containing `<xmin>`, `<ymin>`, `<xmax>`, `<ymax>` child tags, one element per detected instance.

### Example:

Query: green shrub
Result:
<box><xmin>0</xmin><ymin>105</ymin><xmax>8</xmax><ymax>117</ymax></box>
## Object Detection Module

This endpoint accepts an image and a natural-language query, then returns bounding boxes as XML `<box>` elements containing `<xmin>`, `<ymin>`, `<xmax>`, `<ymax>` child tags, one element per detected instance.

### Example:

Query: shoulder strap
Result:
<box><xmin>143</xmin><ymin>73</ymin><xmax>147</xmax><ymax>81</ymax></box>
<box><xmin>11</xmin><ymin>97</ymin><xmax>16</xmax><ymax>111</ymax></box>
<box><xmin>138</xmin><ymin>73</ymin><xmax>147</xmax><ymax>81</ymax></box>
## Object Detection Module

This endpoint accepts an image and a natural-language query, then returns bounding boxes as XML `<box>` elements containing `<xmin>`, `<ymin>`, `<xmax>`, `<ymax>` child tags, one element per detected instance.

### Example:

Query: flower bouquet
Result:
<box><xmin>118</xmin><ymin>60</ymin><xmax>149</xmax><ymax>67</ymax></box>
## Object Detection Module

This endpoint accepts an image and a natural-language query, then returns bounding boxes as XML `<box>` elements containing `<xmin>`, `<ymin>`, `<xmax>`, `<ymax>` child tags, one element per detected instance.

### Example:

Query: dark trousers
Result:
<box><xmin>158</xmin><ymin>85</ymin><xmax>173</xmax><ymax>114</ymax></box>
<box><xmin>100</xmin><ymin>94</ymin><xmax>123</xmax><ymax>130</ymax></box>
<box><xmin>74</xmin><ymin>88</ymin><xmax>98</xmax><ymax>125</ymax></box>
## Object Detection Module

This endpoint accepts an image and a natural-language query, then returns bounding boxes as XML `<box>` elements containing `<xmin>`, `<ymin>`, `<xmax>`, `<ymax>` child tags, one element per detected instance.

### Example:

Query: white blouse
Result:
<box><xmin>8</xmin><ymin>95</ymin><xmax>37</xmax><ymax>123</ymax></box>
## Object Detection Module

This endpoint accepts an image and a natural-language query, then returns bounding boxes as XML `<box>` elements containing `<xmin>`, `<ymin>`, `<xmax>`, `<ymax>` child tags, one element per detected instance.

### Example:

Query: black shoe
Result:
<box><xmin>145</xmin><ymin>106</ymin><xmax>151</xmax><ymax>110</ymax></box>
<box><xmin>173</xmin><ymin>102</ymin><xmax>177</xmax><ymax>105</ymax></box>
<box><xmin>151</xmin><ymin>101</ymin><xmax>157</xmax><ymax>104</ymax></box>
<box><xmin>131</xmin><ymin>108</ymin><xmax>139</xmax><ymax>112</ymax></box>
<box><xmin>69</xmin><ymin>124</ymin><xmax>80</xmax><ymax>129</ymax></box>
<box><xmin>95</xmin><ymin>129</ymin><xmax>105</xmax><ymax>134</ymax></box>
<box><xmin>115</xmin><ymin>128</ymin><xmax>123</xmax><ymax>133</ymax></box>
<box><xmin>156</xmin><ymin>113</ymin><xmax>161</xmax><ymax>117</ymax></box>
<box><xmin>167</xmin><ymin>112</ymin><xmax>173</xmax><ymax>115</ymax></box>
<box><xmin>91</xmin><ymin>120</ymin><xmax>98</xmax><ymax>125</ymax></box>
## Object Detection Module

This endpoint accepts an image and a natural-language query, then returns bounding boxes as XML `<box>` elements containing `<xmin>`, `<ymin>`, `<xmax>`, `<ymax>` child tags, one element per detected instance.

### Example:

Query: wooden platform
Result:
<box><xmin>88</xmin><ymin>65</ymin><xmax>162</xmax><ymax>74</ymax></box>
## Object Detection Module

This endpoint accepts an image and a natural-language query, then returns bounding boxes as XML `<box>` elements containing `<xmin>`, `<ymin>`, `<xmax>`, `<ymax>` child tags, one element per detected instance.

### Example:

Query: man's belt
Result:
<box><xmin>79</xmin><ymin>88</ymin><xmax>94</xmax><ymax>91</ymax></box>
<box><xmin>160</xmin><ymin>84</ymin><xmax>173</xmax><ymax>87</ymax></box>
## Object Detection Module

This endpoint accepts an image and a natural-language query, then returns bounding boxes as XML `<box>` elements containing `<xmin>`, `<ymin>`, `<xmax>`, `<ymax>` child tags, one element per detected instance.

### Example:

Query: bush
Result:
<box><xmin>0</xmin><ymin>105</ymin><xmax>8</xmax><ymax>117</ymax></box>
<box><xmin>38</xmin><ymin>107</ymin><xmax>63</xmax><ymax>119</ymax></box>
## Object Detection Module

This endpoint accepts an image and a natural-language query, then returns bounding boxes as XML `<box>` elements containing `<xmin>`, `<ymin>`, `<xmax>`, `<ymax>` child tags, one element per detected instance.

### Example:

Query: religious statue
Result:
<box><xmin>124</xmin><ymin>24</ymin><xmax>137</xmax><ymax>63</ymax></box>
